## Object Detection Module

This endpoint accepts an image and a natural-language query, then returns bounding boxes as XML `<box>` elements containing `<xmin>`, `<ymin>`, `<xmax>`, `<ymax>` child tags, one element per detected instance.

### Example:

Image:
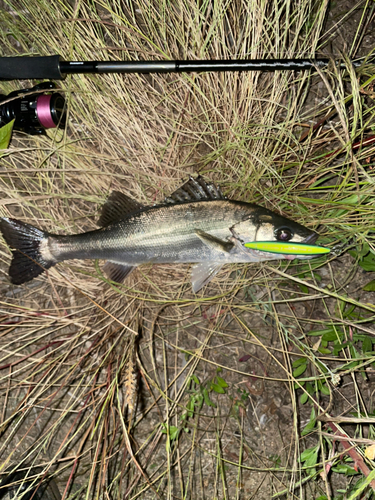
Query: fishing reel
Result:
<box><xmin>0</xmin><ymin>81</ymin><xmax>66</xmax><ymax>135</ymax></box>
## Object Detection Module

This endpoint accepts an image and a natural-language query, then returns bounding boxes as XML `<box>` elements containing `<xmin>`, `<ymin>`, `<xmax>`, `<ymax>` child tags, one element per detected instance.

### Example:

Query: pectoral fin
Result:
<box><xmin>195</xmin><ymin>229</ymin><xmax>234</xmax><ymax>253</ymax></box>
<box><xmin>191</xmin><ymin>262</ymin><xmax>224</xmax><ymax>293</ymax></box>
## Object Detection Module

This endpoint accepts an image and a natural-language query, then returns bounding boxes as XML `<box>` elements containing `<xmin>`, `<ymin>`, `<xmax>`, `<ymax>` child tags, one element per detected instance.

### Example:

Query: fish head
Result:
<box><xmin>231</xmin><ymin>208</ymin><xmax>319</xmax><ymax>261</ymax></box>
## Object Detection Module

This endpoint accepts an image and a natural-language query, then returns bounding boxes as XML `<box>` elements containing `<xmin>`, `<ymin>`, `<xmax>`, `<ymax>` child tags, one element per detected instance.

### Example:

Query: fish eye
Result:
<box><xmin>275</xmin><ymin>227</ymin><xmax>293</xmax><ymax>241</ymax></box>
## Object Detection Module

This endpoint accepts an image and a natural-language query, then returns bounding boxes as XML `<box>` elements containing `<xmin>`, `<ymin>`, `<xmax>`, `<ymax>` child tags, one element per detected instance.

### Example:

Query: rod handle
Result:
<box><xmin>0</xmin><ymin>55</ymin><xmax>64</xmax><ymax>80</ymax></box>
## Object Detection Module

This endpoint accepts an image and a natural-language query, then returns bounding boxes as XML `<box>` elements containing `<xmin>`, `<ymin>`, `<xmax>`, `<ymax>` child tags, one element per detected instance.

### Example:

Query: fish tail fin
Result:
<box><xmin>0</xmin><ymin>218</ymin><xmax>56</xmax><ymax>284</ymax></box>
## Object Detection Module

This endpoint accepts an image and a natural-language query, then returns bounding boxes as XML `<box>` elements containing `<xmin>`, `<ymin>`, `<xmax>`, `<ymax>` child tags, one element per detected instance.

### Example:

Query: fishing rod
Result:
<box><xmin>0</xmin><ymin>54</ymin><xmax>373</xmax><ymax>134</ymax></box>
<box><xmin>1</xmin><ymin>54</ymin><xmax>373</xmax><ymax>80</ymax></box>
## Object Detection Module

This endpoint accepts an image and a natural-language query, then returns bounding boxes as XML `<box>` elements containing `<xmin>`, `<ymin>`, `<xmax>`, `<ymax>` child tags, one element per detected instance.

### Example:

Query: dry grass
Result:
<box><xmin>0</xmin><ymin>0</ymin><xmax>375</xmax><ymax>498</ymax></box>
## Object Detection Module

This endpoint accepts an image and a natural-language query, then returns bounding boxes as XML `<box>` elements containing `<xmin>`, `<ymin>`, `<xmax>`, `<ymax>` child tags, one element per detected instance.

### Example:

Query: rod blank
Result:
<box><xmin>0</xmin><ymin>54</ymin><xmax>372</xmax><ymax>81</ymax></box>
<box><xmin>60</xmin><ymin>58</ymin><xmax>331</xmax><ymax>76</ymax></box>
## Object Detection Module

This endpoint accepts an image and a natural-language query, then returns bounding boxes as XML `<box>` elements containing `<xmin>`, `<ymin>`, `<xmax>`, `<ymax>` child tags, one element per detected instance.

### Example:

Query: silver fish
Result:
<box><xmin>0</xmin><ymin>176</ymin><xmax>318</xmax><ymax>292</ymax></box>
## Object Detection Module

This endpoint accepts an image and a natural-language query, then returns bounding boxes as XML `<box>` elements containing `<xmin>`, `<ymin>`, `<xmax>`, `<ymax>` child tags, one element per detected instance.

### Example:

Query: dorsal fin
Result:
<box><xmin>98</xmin><ymin>191</ymin><xmax>144</xmax><ymax>227</ymax></box>
<box><xmin>164</xmin><ymin>176</ymin><xmax>226</xmax><ymax>204</ymax></box>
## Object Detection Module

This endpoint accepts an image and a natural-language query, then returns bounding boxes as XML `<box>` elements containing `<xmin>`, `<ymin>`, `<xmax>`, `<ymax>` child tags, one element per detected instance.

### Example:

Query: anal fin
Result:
<box><xmin>103</xmin><ymin>261</ymin><xmax>135</xmax><ymax>283</ymax></box>
<box><xmin>191</xmin><ymin>262</ymin><xmax>224</xmax><ymax>293</ymax></box>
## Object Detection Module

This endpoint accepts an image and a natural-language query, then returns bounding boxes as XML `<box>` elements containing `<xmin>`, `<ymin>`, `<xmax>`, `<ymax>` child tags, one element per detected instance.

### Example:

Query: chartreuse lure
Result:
<box><xmin>244</xmin><ymin>241</ymin><xmax>330</xmax><ymax>255</ymax></box>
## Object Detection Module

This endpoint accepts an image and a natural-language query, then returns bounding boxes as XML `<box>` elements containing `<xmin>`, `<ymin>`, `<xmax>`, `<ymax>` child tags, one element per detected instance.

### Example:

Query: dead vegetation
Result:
<box><xmin>0</xmin><ymin>0</ymin><xmax>375</xmax><ymax>498</ymax></box>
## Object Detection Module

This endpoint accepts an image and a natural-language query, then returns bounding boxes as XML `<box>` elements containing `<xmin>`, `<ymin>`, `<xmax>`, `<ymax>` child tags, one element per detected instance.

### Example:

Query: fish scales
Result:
<box><xmin>49</xmin><ymin>200</ymin><xmax>256</xmax><ymax>264</ymax></box>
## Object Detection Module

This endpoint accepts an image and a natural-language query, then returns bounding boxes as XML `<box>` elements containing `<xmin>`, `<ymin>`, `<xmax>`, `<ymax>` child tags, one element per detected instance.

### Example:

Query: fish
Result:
<box><xmin>0</xmin><ymin>176</ymin><xmax>319</xmax><ymax>292</ymax></box>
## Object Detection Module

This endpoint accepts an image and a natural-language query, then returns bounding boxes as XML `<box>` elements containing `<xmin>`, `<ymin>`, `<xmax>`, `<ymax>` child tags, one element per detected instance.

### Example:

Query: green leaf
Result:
<box><xmin>304</xmin><ymin>448</ymin><xmax>318</xmax><ymax>472</ymax></box>
<box><xmin>332</xmin><ymin>464</ymin><xmax>359</xmax><ymax>476</ymax></box>
<box><xmin>315</xmin><ymin>360</ymin><xmax>328</xmax><ymax>374</ymax></box>
<box><xmin>301</xmin><ymin>418</ymin><xmax>316</xmax><ymax>435</ymax></box>
<box><xmin>363</xmin><ymin>279</ymin><xmax>375</xmax><ymax>292</ymax></box>
<box><xmin>184</xmin><ymin>399</ymin><xmax>194</xmax><ymax>419</ymax></box>
<box><xmin>342</xmin><ymin>304</ymin><xmax>356</xmax><ymax>318</ymax></box>
<box><xmin>341</xmin><ymin>360</ymin><xmax>359</xmax><ymax>370</ymax></box>
<box><xmin>161</xmin><ymin>424</ymin><xmax>179</xmax><ymax>441</ymax></box>
<box><xmin>318</xmin><ymin>347</ymin><xmax>331</xmax><ymax>354</ymax></box>
<box><xmin>293</xmin><ymin>363</ymin><xmax>307</xmax><ymax>378</ymax></box>
<box><xmin>333</xmin><ymin>342</ymin><xmax>347</xmax><ymax>356</ymax></box>
<box><xmin>349</xmin><ymin>343</ymin><xmax>360</xmax><ymax>358</ymax></box>
<box><xmin>187</xmin><ymin>398</ymin><xmax>195</xmax><ymax>411</ymax></box>
<box><xmin>358</xmin><ymin>255</ymin><xmax>375</xmax><ymax>272</ymax></box>
<box><xmin>297</xmin><ymin>283</ymin><xmax>309</xmax><ymax>294</ymax></box>
<box><xmin>322</xmin><ymin>330</ymin><xmax>340</xmax><ymax>342</ymax></box>
<box><xmin>362</xmin><ymin>336</ymin><xmax>373</xmax><ymax>354</ymax></box>
<box><xmin>0</xmin><ymin>119</ymin><xmax>14</xmax><ymax>149</ymax></box>
<box><xmin>341</xmin><ymin>194</ymin><xmax>364</xmax><ymax>205</ymax></box>
<box><xmin>301</xmin><ymin>408</ymin><xmax>317</xmax><ymax>435</ymax></box>
<box><xmin>300</xmin><ymin>391</ymin><xmax>309</xmax><ymax>405</ymax></box>
<box><xmin>319</xmin><ymin>383</ymin><xmax>330</xmax><ymax>395</ymax></box>
<box><xmin>169</xmin><ymin>426</ymin><xmax>179</xmax><ymax>440</ymax></box>
<box><xmin>349</xmin><ymin>243</ymin><xmax>370</xmax><ymax>259</ymax></box>
<box><xmin>292</xmin><ymin>357</ymin><xmax>307</xmax><ymax>368</ymax></box>
<box><xmin>299</xmin><ymin>444</ymin><xmax>319</xmax><ymax>462</ymax></box>
<box><xmin>216</xmin><ymin>376</ymin><xmax>228</xmax><ymax>388</ymax></box>
<box><xmin>305</xmin><ymin>382</ymin><xmax>314</xmax><ymax>395</ymax></box>
<box><xmin>294</xmin><ymin>380</ymin><xmax>305</xmax><ymax>388</ymax></box>
<box><xmin>211</xmin><ymin>383</ymin><xmax>225</xmax><ymax>394</ymax></box>
<box><xmin>334</xmin><ymin>194</ymin><xmax>364</xmax><ymax>217</ymax></box>
<box><xmin>203</xmin><ymin>388</ymin><xmax>216</xmax><ymax>407</ymax></box>
<box><xmin>349</xmin><ymin>246</ymin><xmax>375</xmax><ymax>272</ymax></box>
<box><xmin>307</xmin><ymin>328</ymin><xmax>336</xmax><ymax>337</ymax></box>
<box><xmin>196</xmin><ymin>393</ymin><xmax>204</xmax><ymax>410</ymax></box>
